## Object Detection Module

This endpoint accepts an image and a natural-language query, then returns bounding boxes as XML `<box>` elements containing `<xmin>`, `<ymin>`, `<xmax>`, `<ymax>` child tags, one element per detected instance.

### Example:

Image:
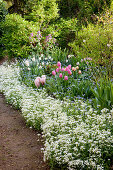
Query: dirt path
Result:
<box><xmin>0</xmin><ymin>93</ymin><xmax>50</xmax><ymax>170</ymax></box>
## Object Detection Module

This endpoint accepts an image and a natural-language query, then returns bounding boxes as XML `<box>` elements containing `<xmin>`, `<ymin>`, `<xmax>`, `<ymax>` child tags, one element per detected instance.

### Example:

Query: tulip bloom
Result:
<box><xmin>65</xmin><ymin>67</ymin><xmax>70</xmax><ymax>71</ymax></box>
<box><xmin>76</xmin><ymin>66</ymin><xmax>79</xmax><ymax>70</ymax></box>
<box><xmin>78</xmin><ymin>70</ymin><xmax>82</xmax><ymax>74</ymax></box>
<box><xmin>68</xmin><ymin>64</ymin><xmax>71</xmax><ymax>69</ymax></box>
<box><xmin>72</xmin><ymin>67</ymin><xmax>76</xmax><ymax>71</ymax></box>
<box><xmin>40</xmin><ymin>77</ymin><xmax>46</xmax><ymax>85</ymax></box>
<box><xmin>64</xmin><ymin>76</ymin><xmax>68</xmax><ymax>80</ymax></box>
<box><xmin>52</xmin><ymin>70</ymin><xmax>56</xmax><ymax>76</ymax></box>
<box><xmin>56</xmin><ymin>68</ymin><xmax>59</xmax><ymax>72</ymax></box>
<box><xmin>57</xmin><ymin>61</ymin><xmax>61</xmax><ymax>67</ymax></box>
<box><xmin>34</xmin><ymin>77</ymin><xmax>40</xmax><ymax>88</ymax></box>
<box><xmin>59</xmin><ymin>73</ymin><xmax>63</xmax><ymax>78</ymax></box>
<box><xmin>68</xmin><ymin>70</ymin><xmax>72</xmax><ymax>75</ymax></box>
<box><xmin>62</xmin><ymin>68</ymin><xmax>65</xmax><ymax>71</ymax></box>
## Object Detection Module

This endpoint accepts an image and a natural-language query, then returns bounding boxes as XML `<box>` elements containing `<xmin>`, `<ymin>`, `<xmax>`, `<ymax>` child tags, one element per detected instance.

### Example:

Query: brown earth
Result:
<box><xmin>0</xmin><ymin>93</ymin><xmax>50</xmax><ymax>170</ymax></box>
<box><xmin>0</xmin><ymin>57</ymin><xmax>50</xmax><ymax>170</ymax></box>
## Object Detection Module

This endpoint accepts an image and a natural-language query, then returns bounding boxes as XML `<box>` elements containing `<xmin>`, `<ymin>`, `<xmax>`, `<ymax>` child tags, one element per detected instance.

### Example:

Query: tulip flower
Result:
<box><xmin>68</xmin><ymin>64</ymin><xmax>71</xmax><ymax>69</ymax></box>
<box><xmin>64</xmin><ymin>76</ymin><xmax>68</xmax><ymax>80</ymax></box>
<box><xmin>57</xmin><ymin>61</ymin><xmax>61</xmax><ymax>67</ymax></box>
<box><xmin>52</xmin><ymin>70</ymin><xmax>56</xmax><ymax>76</ymax></box>
<box><xmin>78</xmin><ymin>70</ymin><xmax>82</xmax><ymax>74</ymax></box>
<box><xmin>72</xmin><ymin>67</ymin><xmax>76</xmax><ymax>71</ymax></box>
<box><xmin>34</xmin><ymin>77</ymin><xmax>40</xmax><ymax>88</ymax></box>
<box><xmin>68</xmin><ymin>70</ymin><xmax>72</xmax><ymax>75</ymax></box>
<box><xmin>59</xmin><ymin>73</ymin><xmax>63</xmax><ymax>78</ymax></box>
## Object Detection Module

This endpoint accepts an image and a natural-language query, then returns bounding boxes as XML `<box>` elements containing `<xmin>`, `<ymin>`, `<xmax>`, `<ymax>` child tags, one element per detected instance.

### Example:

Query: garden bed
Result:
<box><xmin>0</xmin><ymin>62</ymin><xmax>113</xmax><ymax>170</ymax></box>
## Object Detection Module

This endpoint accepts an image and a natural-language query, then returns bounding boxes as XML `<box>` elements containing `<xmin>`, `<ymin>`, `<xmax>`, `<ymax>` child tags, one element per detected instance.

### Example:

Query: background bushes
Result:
<box><xmin>0</xmin><ymin>0</ymin><xmax>113</xmax><ymax>62</ymax></box>
<box><xmin>0</xmin><ymin>0</ymin><xmax>8</xmax><ymax>59</ymax></box>
<box><xmin>0</xmin><ymin>13</ymin><xmax>39</xmax><ymax>59</ymax></box>
<box><xmin>69</xmin><ymin>23</ymin><xmax>113</xmax><ymax>68</ymax></box>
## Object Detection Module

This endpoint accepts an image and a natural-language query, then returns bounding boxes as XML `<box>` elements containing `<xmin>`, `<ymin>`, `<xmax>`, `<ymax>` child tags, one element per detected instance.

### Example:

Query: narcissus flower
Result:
<box><xmin>25</xmin><ymin>60</ymin><xmax>29</xmax><ymax>67</ymax></box>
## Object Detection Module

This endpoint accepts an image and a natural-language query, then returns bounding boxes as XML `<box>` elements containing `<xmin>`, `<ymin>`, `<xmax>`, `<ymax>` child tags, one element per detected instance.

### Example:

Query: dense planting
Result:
<box><xmin>0</xmin><ymin>63</ymin><xmax>113</xmax><ymax>169</ymax></box>
<box><xmin>0</xmin><ymin>0</ymin><xmax>113</xmax><ymax>169</ymax></box>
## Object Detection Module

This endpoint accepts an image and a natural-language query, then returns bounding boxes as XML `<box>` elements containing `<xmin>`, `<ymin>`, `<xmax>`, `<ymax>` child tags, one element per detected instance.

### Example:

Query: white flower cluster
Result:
<box><xmin>0</xmin><ymin>62</ymin><xmax>113</xmax><ymax>170</ymax></box>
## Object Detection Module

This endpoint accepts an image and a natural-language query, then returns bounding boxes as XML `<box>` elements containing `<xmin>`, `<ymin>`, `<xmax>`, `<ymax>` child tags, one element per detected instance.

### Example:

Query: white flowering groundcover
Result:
<box><xmin>0</xmin><ymin>62</ymin><xmax>113</xmax><ymax>170</ymax></box>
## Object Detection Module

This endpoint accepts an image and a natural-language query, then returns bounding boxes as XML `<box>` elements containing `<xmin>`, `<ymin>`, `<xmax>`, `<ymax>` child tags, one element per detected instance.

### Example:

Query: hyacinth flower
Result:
<box><xmin>30</xmin><ymin>33</ymin><xmax>33</xmax><ymax>37</ymax></box>
<box><xmin>36</xmin><ymin>31</ymin><xmax>42</xmax><ymax>40</ymax></box>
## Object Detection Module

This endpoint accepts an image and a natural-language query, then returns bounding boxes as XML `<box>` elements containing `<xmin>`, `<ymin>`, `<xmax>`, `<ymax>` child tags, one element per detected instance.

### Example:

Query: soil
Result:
<box><xmin>0</xmin><ymin>58</ymin><xmax>50</xmax><ymax>170</ymax></box>
<box><xmin>0</xmin><ymin>93</ymin><xmax>50</xmax><ymax>170</ymax></box>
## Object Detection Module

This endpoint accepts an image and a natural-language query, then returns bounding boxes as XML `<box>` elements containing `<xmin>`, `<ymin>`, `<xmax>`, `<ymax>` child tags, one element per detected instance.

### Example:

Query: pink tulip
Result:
<box><xmin>34</xmin><ymin>77</ymin><xmax>40</xmax><ymax>88</ymax></box>
<box><xmin>65</xmin><ymin>67</ymin><xmax>69</xmax><ymax>71</ymax></box>
<box><xmin>76</xmin><ymin>66</ymin><xmax>79</xmax><ymax>70</ymax></box>
<box><xmin>41</xmin><ymin>75</ymin><xmax>46</xmax><ymax>79</ymax></box>
<box><xmin>40</xmin><ymin>77</ymin><xmax>46</xmax><ymax>85</ymax></box>
<box><xmin>68</xmin><ymin>70</ymin><xmax>72</xmax><ymax>75</ymax></box>
<box><xmin>57</xmin><ymin>61</ymin><xmax>61</xmax><ymax>67</ymax></box>
<box><xmin>58</xmin><ymin>67</ymin><xmax>61</xmax><ymax>70</ymax></box>
<box><xmin>62</xmin><ymin>68</ymin><xmax>65</xmax><ymax>71</ymax></box>
<box><xmin>72</xmin><ymin>67</ymin><xmax>76</xmax><ymax>71</ymax></box>
<box><xmin>52</xmin><ymin>70</ymin><xmax>56</xmax><ymax>76</ymax></box>
<box><xmin>56</xmin><ymin>68</ymin><xmax>59</xmax><ymax>72</ymax></box>
<box><xmin>68</xmin><ymin>64</ymin><xmax>71</xmax><ymax>69</ymax></box>
<box><xmin>64</xmin><ymin>76</ymin><xmax>68</xmax><ymax>80</ymax></box>
<box><xmin>59</xmin><ymin>73</ymin><xmax>63</xmax><ymax>78</ymax></box>
<box><xmin>78</xmin><ymin>70</ymin><xmax>82</xmax><ymax>74</ymax></box>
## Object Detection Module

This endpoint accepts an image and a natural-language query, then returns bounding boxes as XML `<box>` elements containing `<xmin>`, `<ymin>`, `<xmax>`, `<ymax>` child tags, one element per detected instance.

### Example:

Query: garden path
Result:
<box><xmin>0</xmin><ymin>93</ymin><xmax>50</xmax><ymax>170</ymax></box>
<box><xmin>0</xmin><ymin>58</ymin><xmax>50</xmax><ymax>170</ymax></box>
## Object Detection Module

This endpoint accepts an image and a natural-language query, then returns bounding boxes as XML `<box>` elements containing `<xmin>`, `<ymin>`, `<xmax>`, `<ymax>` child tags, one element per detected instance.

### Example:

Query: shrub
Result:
<box><xmin>24</xmin><ymin>0</ymin><xmax>59</xmax><ymax>26</ymax></box>
<box><xmin>69</xmin><ymin>23</ymin><xmax>113</xmax><ymax>69</ymax></box>
<box><xmin>0</xmin><ymin>0</ymin><xmax>8</xmax><ymax>59</ymax></box>
<box><xmin>53</xmin><ymin>18</ymin><xmax>78</xmax><ymax>49</ymax></box>
<box><xmin>57</xmin><ymin>0</ymin><xmax>111</xmax><ymax>24</ymax></box>
<box><xmin>0</xmin><ymin>13</ymin><xmax>39</xmax><ymax>59</ymax></box>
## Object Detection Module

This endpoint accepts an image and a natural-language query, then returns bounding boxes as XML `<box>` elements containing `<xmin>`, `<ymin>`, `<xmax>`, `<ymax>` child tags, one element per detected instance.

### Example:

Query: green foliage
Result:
<box><xmin>57</xmin><ymin>0</ymin><xmax>111</xmax><ymax>24</ymax></box>
<box><xmin>69</xmin><ymin>23</ymin><xmax>113</xmax><ymax>68</ymax></box>
<box><xmin>43</xmin><ymin>18</ymin><xmax>78</xmax><ymax>49</ymax></box>
<box><xmin>0</xmin><ymin>0</ymin><xmax>7</xmax><ymax>22</ymax></box>
<box><xmin>0</xmin><ymin>0</ymin><xmax>8</xmax><ymax>59</ymax></box>
<box><xmin>0</xmin><ymin>13</ymin><xmax>39</xmax><ymax>59</ymax></box>
<box><xmin>24</xmin><ymin>0</ymin><xmax>59</xmax><ymax>26</ymax></box>
<box><xmin>55</xmin><ymin>18</ymin><xmax>78</xmax><ymax>48</ymax></box>
<box><xmin>92</xmin><ymin>77</ymin><xmax>113</xmax><ymax>110</ymax></box>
